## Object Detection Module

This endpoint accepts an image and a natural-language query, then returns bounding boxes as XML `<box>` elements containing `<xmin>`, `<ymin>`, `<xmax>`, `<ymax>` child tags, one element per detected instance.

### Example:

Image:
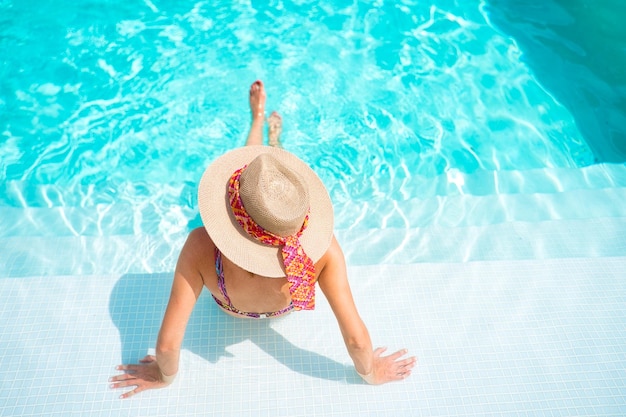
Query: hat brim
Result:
<box><xmin>198</xmin><ymin>146</ymin><xmax>334</xmax><ymax>278</ymax></box>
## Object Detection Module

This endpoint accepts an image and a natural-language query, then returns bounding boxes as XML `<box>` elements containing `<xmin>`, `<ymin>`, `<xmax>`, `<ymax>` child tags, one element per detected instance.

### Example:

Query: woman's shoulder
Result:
<box><xmin>316</xmin><ymin>235</ymin><xmax>347</xmax><ymax>279</ymax></box>
<box><xmin>322</xmin><ymin>234</ymin><xmax>345</xmax><ymax>261</ymax></box>
<box><xmin>180</xmin><ymin>227</ymin><xmax>216</xmax><ymax>267</ymax></box>
<box><xmin>188</xmin><ymin>226</ymin><xmax>214</xmax><ymax>245</ymax></box>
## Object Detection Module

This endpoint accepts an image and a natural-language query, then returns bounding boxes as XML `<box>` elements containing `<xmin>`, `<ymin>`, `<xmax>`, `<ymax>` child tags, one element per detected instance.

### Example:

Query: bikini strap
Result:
<box><xmin>214</xmin><ymin>247</ymin><xmax>233</xmax><ymax>307</ymax></box>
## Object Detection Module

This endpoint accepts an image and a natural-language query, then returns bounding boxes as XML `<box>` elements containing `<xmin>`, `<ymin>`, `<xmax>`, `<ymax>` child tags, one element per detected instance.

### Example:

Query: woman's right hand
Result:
<box><xmin>359</xmin><ymin>347</ymin><xmax>417</xmax><ymax>385</ymax></box>
<box><xmin>109</xmin><ymin>355</ymin><xmax>174</xmax><ymax>399</ymax></box>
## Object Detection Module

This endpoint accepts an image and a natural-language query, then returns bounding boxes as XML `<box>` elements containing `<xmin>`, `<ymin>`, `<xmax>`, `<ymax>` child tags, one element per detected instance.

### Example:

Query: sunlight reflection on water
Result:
<box><xmin>0</xmin><ymin>0</ymin><xmax>596</xmax><ymax>239</ymax></box>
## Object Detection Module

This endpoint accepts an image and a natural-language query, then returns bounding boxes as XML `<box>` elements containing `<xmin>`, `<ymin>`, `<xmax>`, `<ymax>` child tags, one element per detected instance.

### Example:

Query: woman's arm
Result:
<box><xmin>317</xmin><ymin>236</ymin><xmax>416</xmax><ymax>384</ymax></box>
<box><xmin>156</xmin><ymin>229</ymin><xmax>208</xmax><ymax>375</ymax></box>
<box><xmin>110</xmin><ymin>228</ymin><xmax>208</xmax><ymax>398</ymax></box>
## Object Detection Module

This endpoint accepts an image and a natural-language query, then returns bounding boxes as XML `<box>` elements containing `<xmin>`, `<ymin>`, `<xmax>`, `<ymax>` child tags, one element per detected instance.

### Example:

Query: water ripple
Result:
<box><xmin>0</xmin><ymin>0</ymin><xmax>599</xmax><ymax>237</ymax></box>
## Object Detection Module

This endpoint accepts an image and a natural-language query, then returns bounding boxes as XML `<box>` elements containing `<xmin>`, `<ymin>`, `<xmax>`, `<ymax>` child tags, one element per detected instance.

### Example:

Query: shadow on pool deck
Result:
<box><xmin>108</xmin><ymin>273</ymin><xmax>358</xmax><ymax>383</ymax></box>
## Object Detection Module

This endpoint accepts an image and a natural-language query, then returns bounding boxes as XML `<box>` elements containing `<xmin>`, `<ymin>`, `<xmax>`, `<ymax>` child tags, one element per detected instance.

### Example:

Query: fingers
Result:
<box><xmin>119</xmin><ymin>385</ymin><xmax>145</xmax><ymax>400</ymax></box>
<box><xmin>110</xmin><ymin>378</ymin><xmax>138</xmax><ymax>389</ymax></box>
<box><xmin>109</xmin><ymin>373</ymin><xmax>150</xmax><ymax>400</ymax></box>
<box><xmin>393</xmin><ymin>355</ymin><xmax>417</xmax><ymax>380</ymax></box>
<box><xmin>393</xmin><ymin>369</ymin><xmax>412</xmax><ymax>381</ymax></box>
<box><xmin>388</xmin><ymin>348</ymin><xmax>409</xmax><ymax>361</ymax></box>
<box><xmin>109</xmin><ymin>372</ymin><xmax>136</xmax><ymax>383</ymax></box>
<box><xmin>395</xmin><ymin>357</ymin><xmax>417</xmax><ymax>373</ymax></box>
<box><xmin>119</xmin><ymin>390</ymin><xmax>136</xmax><ymax>400</ymax></box>
<box><xmin>390</xmin><ymin>353</ymin><xmax>417</xmax><ymax>373</ymax></box>
<box><xmin>398</xmin><ymin>356</ymin><xmax>417</xmax><ymax>368</ymax></box>
<box><xmin>377</xmin><ymin>347</ymin><xmax>416</xmax><ymax>364</ymax></box>
<box><xmin>115</xmin><ymin>363</ymin><xmax>143</xmax><ymax>372</ymax></box>
<box><xmin>371</xmin><ymin>347</ymin><xmax>418</xmax><ymax>384</ymax></box>
<box><xmin>387</xmin><ymin>362</ymin><xmax>415</xmax><ymax>381</ymax></box>
<box><xmin>110</xmin><ymin>359</ymin><xmax>166</xmax><ymax>399</ymax></box>
<box><xmin>109</xmin><ymin>364</ymin><xmax>140</xmax><ymax>389</ymax></box>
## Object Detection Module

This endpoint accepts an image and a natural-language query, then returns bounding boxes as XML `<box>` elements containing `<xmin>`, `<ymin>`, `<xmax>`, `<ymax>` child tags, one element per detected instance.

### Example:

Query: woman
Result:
<box><xmin>110</xmin><ymin>80</ymin><xmax>416</xmax><ymax>399</ymax></box>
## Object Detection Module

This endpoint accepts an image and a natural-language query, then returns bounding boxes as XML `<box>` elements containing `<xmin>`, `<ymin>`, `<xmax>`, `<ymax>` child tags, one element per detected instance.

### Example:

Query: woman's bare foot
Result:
<box><xmin>246</xmin><ymin>80</ymin><xmax>266</xmax><ymax>146</ymax></box>
<box><xmin>249</xmin><ymin>80</ymin><xmax>266</xmax><ymax>123</ymax></box>
<box><xmin>268</xmin><ymin>111</ymin><xmax>282</xmax><ymax>147</ymax></box>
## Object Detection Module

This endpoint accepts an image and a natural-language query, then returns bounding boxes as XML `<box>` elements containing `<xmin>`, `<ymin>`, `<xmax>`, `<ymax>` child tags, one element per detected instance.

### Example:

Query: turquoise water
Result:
<box><xmin>0</xmin><ymin>0</ymin><xmax>605</xmax><ymax>238</ymax></box>
<box><xmin>485</xmin><ymin>0</ymin><xmax>626</xmax><ymax>163</ymax></box>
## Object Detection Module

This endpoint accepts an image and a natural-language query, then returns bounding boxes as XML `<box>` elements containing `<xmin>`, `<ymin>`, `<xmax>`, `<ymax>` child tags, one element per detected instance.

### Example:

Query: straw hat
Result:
<box><xmin>198</xmin><ymin>146</ymin><xmax>334</xmax><ymax>278</ymax></box>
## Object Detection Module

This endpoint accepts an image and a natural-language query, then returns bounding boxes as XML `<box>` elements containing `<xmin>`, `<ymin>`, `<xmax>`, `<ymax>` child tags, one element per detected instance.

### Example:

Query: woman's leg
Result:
<box><xmin>268</xmin><ymin>111</ymin><xmax>282</xmax><ymax>147</ymax></box>
<box><xmin>245</xmin><ymin>80</ymin><xmax>266</xmax><ymax>146</ymax></box>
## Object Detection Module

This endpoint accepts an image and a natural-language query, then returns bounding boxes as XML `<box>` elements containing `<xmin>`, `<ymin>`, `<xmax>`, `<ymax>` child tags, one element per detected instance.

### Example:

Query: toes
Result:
<box><xmin>269</xmin><ymin>112</ymin><xmax>282</xmax><ymax>126</ymax></box>
<box><xmin>250</xmin><ymin>80</ymin><xmax>263</xmax><ymax>93</ymax></box>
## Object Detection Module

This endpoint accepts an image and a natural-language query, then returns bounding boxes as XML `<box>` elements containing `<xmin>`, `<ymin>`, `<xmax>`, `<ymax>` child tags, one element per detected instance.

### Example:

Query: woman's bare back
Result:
<box><xmin>190</xmin><ymin>227</ymin><xmax>325</xmax><ymax>316</ymax></box>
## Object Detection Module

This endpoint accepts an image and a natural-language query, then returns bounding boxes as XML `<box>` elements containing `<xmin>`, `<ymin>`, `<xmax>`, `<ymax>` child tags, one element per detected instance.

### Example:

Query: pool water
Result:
<box><xmin>485</xmin><ymin>0</ymin><xmax>626</xmax><ymax>163</ymax></box>
<box><xmin>0</xmin><ymin>0</ymin><xmax>610</xmax><ymax>242</ymax></box>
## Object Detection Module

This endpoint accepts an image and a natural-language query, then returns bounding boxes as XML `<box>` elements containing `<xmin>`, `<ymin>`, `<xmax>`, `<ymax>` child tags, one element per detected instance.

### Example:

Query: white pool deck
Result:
<box><xmin>1</xmin><ymin>163</ymin><xmax>626</xmax><ymax>416</ymax></box>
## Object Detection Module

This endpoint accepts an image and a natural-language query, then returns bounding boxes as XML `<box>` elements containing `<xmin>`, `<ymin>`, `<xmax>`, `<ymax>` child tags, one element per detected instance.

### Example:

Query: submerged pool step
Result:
<box><xmin>0</xmin><ymin>179</ymin><xmax>196</xmax><ymax>209</ymax></box>
<box><xmin>338</xmin><ymin>216</ymin><xmax>626</xmax><ymax>266</ymax></box>
<box><xmin>1</xmin><ymin>216</ymin><xmax>625</xmax><ymax>278</ymax></box>
<box><xmin>1</xmin><ymin>163</ymin><xmax>625</xmax><ymax>238</ymax></box>
<box><xmin>328</xmin><ymin>162</ymin><xmax>626</xmax><ymax>203</ymax></box>
<box><xmin>1</xmin><ymin>183</ymin><xmax>625</xmax><ymax>238</ymax></box>
<box><xmin>0</xmin><ymin>233</ymin><xmax>185</xmax><ymax>278</ymax></box>
<box><xmin>334</xmin><ymin>185</ymin><xmax>626</xmax><ymax>230</ymax></box>
<box><xmin>0</xmin><ymin>202</ymin><xmax>198</xmax><ymax>238</ymax></box>
<box><xmin>2</xmin><ymin>163</ymin><xmax>625</xmax><ymax>210</ymax></box>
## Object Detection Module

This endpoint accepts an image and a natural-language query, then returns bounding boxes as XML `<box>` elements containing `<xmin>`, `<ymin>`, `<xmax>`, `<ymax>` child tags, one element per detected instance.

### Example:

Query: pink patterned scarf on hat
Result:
<box><xmin>227</xmin><ymin>166</ymin><xmax>316</xmax><ymax>311</ymax></box>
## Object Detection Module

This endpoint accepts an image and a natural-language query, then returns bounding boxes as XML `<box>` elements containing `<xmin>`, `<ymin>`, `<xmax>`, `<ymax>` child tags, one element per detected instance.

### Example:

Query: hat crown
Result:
<box><xmin>239</xmin><ymin>153</ymin><xmax>310</xmax><ymax>237</ymax></box>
